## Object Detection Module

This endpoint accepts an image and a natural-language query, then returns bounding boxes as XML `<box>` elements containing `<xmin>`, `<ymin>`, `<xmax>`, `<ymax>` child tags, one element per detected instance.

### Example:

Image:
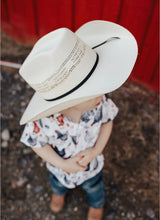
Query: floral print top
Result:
<box><xmin>20</xmin><ymin>95</ymin><xmax>118</xmax><ymax>188</ymax></box>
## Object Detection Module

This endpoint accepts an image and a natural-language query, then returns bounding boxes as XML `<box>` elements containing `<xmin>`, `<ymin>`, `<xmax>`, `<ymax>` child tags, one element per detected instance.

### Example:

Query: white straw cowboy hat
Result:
<box><xmin>19</xmin><ymin>20</ymin><xmax>138</xmax><ymax>125</ymax></box>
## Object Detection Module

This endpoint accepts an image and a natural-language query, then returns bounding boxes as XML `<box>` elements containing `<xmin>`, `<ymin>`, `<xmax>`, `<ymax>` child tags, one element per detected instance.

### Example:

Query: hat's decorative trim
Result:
<box><xmin>31</xmin><ymin>38</ymin><xmax>87</xmax><ymax>94</ymax></box>
<box><xmin>45</xmin><ymin>37</ymin><xmax>120</xmax><ymax>102</ymax></box>
<box><xmin>45</xmin><ymin>53</ymin><xmax>99</xmax><ymax>101</ymax></box>
<box><xmin>92</xmin><ymin>37</ymin><xmax>120</xmax><ymax>49</ymax></box>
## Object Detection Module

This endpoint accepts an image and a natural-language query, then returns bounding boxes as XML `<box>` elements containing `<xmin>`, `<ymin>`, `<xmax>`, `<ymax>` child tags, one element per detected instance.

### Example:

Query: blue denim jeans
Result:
<box><xmin>49</xmin><ymin>171</ymin><xmax>105</xmax><ymax>209</ymax></box>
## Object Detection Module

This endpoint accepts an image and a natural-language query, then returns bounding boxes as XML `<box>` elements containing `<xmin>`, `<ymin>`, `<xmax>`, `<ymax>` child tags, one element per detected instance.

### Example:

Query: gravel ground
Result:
<box><xmin>1</xmin><ymin>32</ymin><xmax>159</xmax><ymax>220</ymax></box>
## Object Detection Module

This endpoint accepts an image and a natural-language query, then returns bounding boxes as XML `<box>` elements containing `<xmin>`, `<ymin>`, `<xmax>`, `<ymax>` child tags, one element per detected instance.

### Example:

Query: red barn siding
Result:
<box><xmin>1</xmin><ymin>0</ymin><xmax>159</xmax><ymax>92</ymax></box>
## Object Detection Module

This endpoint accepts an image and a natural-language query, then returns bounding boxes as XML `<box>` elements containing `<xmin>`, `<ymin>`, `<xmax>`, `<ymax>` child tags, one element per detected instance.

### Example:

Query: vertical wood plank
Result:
<box><xmin>118</xmin><ymin>0</ymin><xmax>154</xmax><ymax>44</ymax></box>
<box><xmin>6</xmin><ymin>0</ymin><xmax>25</xmax><ymax>27</ymax></box>
<box><xmin>101</xmin><ymin>0</ymin><xmax>122</xmax><ymax>23</ymax></box>
<box><xmin>117</xmin><ymin>0</ymin><xmax>158</xmax><ymax>90</ymax></box>
<box><xmin>74</xmin><ymin>0</ymin><xmax>103</xmax><ymax>31</ymax></box>
<box><xmin>1</xmin><ymin>0</ymin><xmax>9</xmax><ymax>23</ymax></box>
<box><xmin>150</xmin><ymin>58</ymin><xmax>159</xmax><ymax>92</ymax></box>
<box><xmin>59</xmin><ymin>0</ymin><xmax>73</xmax><ymax>29</ymax></box>
<box><xmin>3</xmin><ymin>0</ymin><xmax>38</xmax><ymax>43</ymax></box>
<box><xmin>23</xmin><ymin>0</ymin><xmax>38</xmax><ymax>37</ymax></box>
<box><xmin>34</xmin><ymin>0</ymin><xmax>72</xmax><ymax>37</ymax></box>
<box><xmin>141</xmin><ymin>0</ymin><xmax>159</xmax><ymax>83</ymax></box>
<box><xmin>34</xmin><ymin>0</ymin><xmax>59</xmax><ymax>37</ymax></box>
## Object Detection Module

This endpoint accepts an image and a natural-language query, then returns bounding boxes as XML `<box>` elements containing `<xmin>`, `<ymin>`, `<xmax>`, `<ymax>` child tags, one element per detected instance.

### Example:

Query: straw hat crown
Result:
<box><xmin>19</xmin><ymin>28</ymin><xmax>97</xmax><ymax>100</ymax></box>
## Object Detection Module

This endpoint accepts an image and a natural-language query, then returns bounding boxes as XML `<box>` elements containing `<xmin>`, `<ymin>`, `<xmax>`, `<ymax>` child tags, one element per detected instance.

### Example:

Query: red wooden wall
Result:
<box><xmin>1</xmin><ymin>0</ymin><xmax>159</xmax><ymax>92</ymax></box>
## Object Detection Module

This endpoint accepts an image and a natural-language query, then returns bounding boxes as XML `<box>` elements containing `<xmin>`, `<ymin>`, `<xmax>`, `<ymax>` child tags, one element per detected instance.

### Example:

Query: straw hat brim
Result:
<box><xmin>20</xmin><ymin>20</ymin><xmax>138</xmax><ymax>125</ymax></box>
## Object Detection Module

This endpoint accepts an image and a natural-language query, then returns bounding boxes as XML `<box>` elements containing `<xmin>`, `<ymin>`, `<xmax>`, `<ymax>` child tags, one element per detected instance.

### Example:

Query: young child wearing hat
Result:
<box><xmin>19</xmin><ymin>20</ymin><xmax>138</xmax><ymax>220</ymax></box>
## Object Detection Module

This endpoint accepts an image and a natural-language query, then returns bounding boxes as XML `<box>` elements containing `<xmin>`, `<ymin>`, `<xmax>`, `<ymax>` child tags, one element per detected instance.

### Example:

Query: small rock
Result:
<box><xmin>11</xmin><ymin>181</ymin><xmax>17</xmax><ymax>189</ymax></box>
<box><xmin>73</xmin><ymin>206</ymin><xmax>78</xmax><ymax>212</ymax></box>
<box><xmin>111</xmin><ymin>200</ymin><xmax>118</xmax><ymax>207</ymax></box>
<box><xmin>115</xmin><ymin>198</ymin><xmax>119</xmax><ymax>202</ymax></box>
<box><xmin>16</xmin><ymin>142</ymin><xmax>23</xmax><ymax>147</ymax></box>
<box><xmin>131</xmin><ymin>196</ymin><xmax>136</xmax><ymax>203</ymax></box>
<box><xmin>146</xmin><ymin>208</ymin><xmax>155</xmax><ymax>219</ymax></box>
<box><xmin>1</xmin><ymin>129</ymin><xmax>10</xmax><ymax>141</ymax></box>
<box><xmin>44</xmin><ymin>193</ymin><xmax>48</xmax><ymax>198</ymax></box>
<box><xmin>9</xmin><ymin>114</ymin><xmax>14</xmax><ymax>119</ymax></box>
<box><xmin>129</xmin><ymin>187</ymin><xmax>134</xmax><ymax>192</ymax></box>
<box><xmin>121</xmin><ymin>212</ymin><xmax>125</xmax><ymax>216</ymax></box>
<box><xmin>44</xmin><ymin>215</ymin><xmax>50</xmax><ymax>220</ymax></box>
<box><xmin>14</xmin><ymin>74</ymin><xmax>19</xmax><ymax>79</ymax></box>
<box><xmin>40</xmin><ymin>162</ymin><xmax>45</xmax><ymax>167</ymax></box>
<box><xmin>119</xmin><ymin>205</ymin><xmax>123</xmax><ymax>210</ymax></box>
<box><xmin>11</xmin><ymin>177</ymin><xmax>28</xmax><ymax>188</ymax></box>
<box><xmin>16</xmin><ymin>177</ymin><xmax>28</xmax><ymax>187</ymax></box>
<box><xmin>107</xmin><ymin>209</ymin><xmax>117</xmax><ymax>219</ymax></box>
<box><xmin>138</xmin><ymin>189</ymin><xmax>142</xmax><ymax>193</ymax></box>
<box><xmin>133</xmin><ymin>191</ymin><xmax>137</xmax><ymax>195</ymax></box>
<box><xmin>26</xmin><ymin>84</ymin><xmax>31</xmax><ymax>89</ymax></box>
<box><xmin>20</xmin><ymin>158</ymin><xmax>27</xmax><ymax>166</ymax></box>
<box><xmin>1</xmin><ymin>141</ymin><xmax>8</xmax><ymax>148</ymax></box>
<box><xmin>10</xmin><ymin>205</ymin><xmax>15</xmax><ymax>211</ymax></box>
<box><xmin>15</xmin><ymin>84</ymin><xmax>21</xmax><ymax>91</ymax></box>
<box><xmin>125</xmin><ymin>179</ymin><xmax>129</xmax><ymax>183</ymax></box>
<box><xmin>20</xmin><ymin>107</ymin><xmax>26</xmax><ymax>113</ymax></box>
<box><xmin>12</xmin><ymin>90</ymin><xmax>16</xmax><ymax>95</ymax></box>
<box><xmin>21</xmin><ymin>101</ymin><xmax>26</xmax><ymax>107</ymax></box>
<box><xmin>127</xmin><ymin>211</ymin><xmax>136</xmax><ymax>219</ymax></box>
<box><xmin>35</xmin><ymin>212</ymin><xmax>41</xmax><ymax>219</ymax></box>
<box><xmin>26</xmin><ymin>184</ymin><xmax>31</xmax><ymax>189</ymax></box>
<box><xmin>111</xmin><ymin>187</ymin><xmax>118</xmax><ymax>194</ymax></box>
<box><xmin>45</xmin><ymin>215</ymin><xmax>53</xmax><ymax>220</ymax></box>
<box><xmin>34</xmin><ymin>185</ymin><xmax>43</xmax><ymax>193</ymax></box>
<box><xmin>23</xmin><ymin>148</ymin><xmax>32</xmax><ymax>155</ymax></box>
<box><xmin>40</xmin><ymin>196</ymin><xmax>43</xmax><ymax>201</ymax></box>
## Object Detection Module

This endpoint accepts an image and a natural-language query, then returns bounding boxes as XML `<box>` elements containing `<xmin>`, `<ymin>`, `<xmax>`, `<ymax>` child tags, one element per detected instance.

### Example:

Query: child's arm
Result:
<box><xmin>78</xmin><ymin>120</ymin><xmax>113</xmax><ymax>166</ymax></box>
<box><xmin>32</xmin><ymin>144</ymin><xmax>87</xmax><ymax>173</ymax></box>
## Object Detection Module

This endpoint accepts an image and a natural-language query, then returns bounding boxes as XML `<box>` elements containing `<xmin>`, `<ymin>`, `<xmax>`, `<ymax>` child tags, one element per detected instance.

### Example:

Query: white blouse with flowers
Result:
<box><xmin>20</xmin><ymin>95</ymin><xmax>118</xmax><ymax>188</ymax></box>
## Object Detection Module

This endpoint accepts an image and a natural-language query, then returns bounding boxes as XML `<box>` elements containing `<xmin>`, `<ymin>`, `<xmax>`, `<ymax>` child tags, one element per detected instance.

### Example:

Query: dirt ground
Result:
<box><xmin>1</xmin><ymin>32</ymin><xmax>159</xmax><ymax>220</ymax></box>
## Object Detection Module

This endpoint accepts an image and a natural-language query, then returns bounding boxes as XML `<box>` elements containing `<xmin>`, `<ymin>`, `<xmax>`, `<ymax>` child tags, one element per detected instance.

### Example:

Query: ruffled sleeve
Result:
<box><xmin>20</xmin><ymin>119</ymin><xmax>48</xmax><ymax>148</ymax></box>
<box><xmin>101</xmin><ymin>95</ymin><xmax>119</xmax><ymax>123</ymax></box>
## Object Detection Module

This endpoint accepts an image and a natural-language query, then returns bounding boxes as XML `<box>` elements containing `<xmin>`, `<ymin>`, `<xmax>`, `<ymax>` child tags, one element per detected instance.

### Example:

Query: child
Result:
<box><xmin>19</xmin><ymin>20</ymin><xmax>138</xmax><ymax>220</ymax></box>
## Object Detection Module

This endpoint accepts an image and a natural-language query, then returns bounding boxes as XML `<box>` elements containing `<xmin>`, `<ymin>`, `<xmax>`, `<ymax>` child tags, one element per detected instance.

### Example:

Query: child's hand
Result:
<box><xmin>78</xmin><ymin>148</ymin><xmax>97</xmax><ymax>167</ymax></box>
<box><xmin>63</xmin><ymin>155</ymin><xmax>87</xmax><ymax>173</ymax></box>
